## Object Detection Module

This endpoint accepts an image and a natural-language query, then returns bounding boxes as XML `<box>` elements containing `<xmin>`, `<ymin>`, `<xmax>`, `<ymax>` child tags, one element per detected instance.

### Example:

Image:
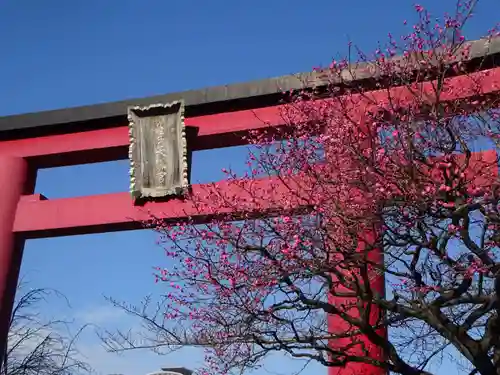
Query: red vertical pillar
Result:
<box><xmin>328</xmin><ymin>228</ymin><xmax>386</xmax><ymax>375</ymax></box>
<box><xmin>327</xmin><ymin>105</ymin><xmax>386</xmax><ymax>375</ymax></box>
<box><xmin>0</xmin><ymin>156</ymin><xmax>28</xmax><ymax>364</ymax></box>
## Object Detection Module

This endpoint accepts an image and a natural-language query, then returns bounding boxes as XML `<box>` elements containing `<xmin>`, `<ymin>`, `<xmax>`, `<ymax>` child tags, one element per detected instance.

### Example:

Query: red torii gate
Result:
<box><xmin>0</xmin><ymin>39</ymin><xmax>500</xmax><ymax>375</ymax></box>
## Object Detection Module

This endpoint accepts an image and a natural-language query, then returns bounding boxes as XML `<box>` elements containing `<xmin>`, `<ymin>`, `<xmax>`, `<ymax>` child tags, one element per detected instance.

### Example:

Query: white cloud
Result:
<box><xmin>8</xmin><ymin>325</ymin><xmax>56</xmax><ymax>357</ymax></box>
<box><xmin>71</xmin><ymin>307</ymin><xmax>325</xmax><ymax>375</ymax></box>
<box><xmin>71</xmin><ymin>306</ymin><xmax>192</xmax><ymax>375</ymax></box>
<box><xmin>77</xmin><ymin>343</ymin><xmax>204</xmax><ymax>375</ymax></box>
<box><xmin>76</xmin><ymin>306</ymin><xmax>127</xmax><ymax>326</ymax></box>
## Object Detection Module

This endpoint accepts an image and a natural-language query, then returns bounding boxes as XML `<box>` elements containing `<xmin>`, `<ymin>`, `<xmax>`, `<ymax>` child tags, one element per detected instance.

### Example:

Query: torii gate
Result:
<box><xmin>0</xmin><ymin>38</ymin><xmax>500</xmax><ymax>375</ymax></box>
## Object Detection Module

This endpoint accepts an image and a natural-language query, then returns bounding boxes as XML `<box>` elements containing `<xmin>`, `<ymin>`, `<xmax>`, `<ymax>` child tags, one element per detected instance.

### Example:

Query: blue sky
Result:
<box><xmin>1</xmin><ymin>1</ymin><xmax>498</xmax><ymax>374</ymax></box>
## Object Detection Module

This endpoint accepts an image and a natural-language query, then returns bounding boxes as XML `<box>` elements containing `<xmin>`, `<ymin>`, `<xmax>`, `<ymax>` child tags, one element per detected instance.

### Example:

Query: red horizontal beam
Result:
<box><xmin>1</xmin><ymin>67</ymin><xmax>500</xmax><ymax>168</ymax></box>
<box><xmin>13</xmin><ymin>176</ymin><xmax>302</xmax><ymax>239</ymax></box>
<box><xmin>14</xmin><ymin>150</ymin><xmax>498</xmax><ymax>239</ymax></box>
<box><xmin>0</xmin><ymin>106</ymin><xmax>284</xmax><ymax>168</ymax></box>
<box><xmin>15</xmin><ymin>191</ymin><xmax>197</xmax><ymax>238</ymax></box>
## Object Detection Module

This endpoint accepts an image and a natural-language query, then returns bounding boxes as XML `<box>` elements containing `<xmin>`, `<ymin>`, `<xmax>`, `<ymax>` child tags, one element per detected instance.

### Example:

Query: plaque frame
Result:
<box><xmin>128</xmin><ymin>100</ymin><xmax>189</xmax><ymax>200</ymax></box>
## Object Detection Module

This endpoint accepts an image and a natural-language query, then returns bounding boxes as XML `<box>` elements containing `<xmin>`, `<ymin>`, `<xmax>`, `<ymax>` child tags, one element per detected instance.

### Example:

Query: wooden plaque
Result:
<box><xmin>128</xmin><ymin>100</ymin><xmax>189</xmax><ymax>199</ymax></box>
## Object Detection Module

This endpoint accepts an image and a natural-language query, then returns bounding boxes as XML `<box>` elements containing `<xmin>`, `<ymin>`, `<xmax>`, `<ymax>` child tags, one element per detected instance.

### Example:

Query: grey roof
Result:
<box><xmin>160</xmin><ymin>368</ymin><xmax>193</xmax><ymax>375</ymax></box>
